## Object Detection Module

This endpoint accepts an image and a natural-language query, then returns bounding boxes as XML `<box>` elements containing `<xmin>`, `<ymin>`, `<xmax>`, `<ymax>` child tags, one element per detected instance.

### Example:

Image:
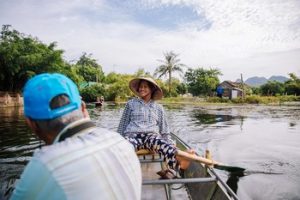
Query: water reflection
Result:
<box><xmin>0</xmin><ymin>107</ymin><xmax>41</xmax><ymax>164</ymax></box>
<box><xmin>0</xmin><ymin>107</ymin><xmax>43</xmax><ymax>197</ymax></box>
<box><xmin>226</xmin><ymin>172</ymin><xmax>244</xmax><ymax>194</ymax></box>
<box><xmin>1</xmin><ymin>104</ymin><xmax>300</xmax><ymax>200</ymax></box>
<box><xmin>193</xmin><ymin>112</ymin><xmax>236</xmax><ymax>125</ymax></box>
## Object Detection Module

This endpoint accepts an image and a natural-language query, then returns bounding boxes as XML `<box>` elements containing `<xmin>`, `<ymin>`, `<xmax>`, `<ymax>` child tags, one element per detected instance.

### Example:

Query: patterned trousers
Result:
<box><xmin>125</xmin><ymin>132</ymin><xmax>178</xmax><ymax>170</ymax></box>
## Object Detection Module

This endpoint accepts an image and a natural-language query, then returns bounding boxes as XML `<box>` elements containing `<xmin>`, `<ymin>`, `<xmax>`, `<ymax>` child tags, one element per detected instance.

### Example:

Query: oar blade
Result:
<box><xmin>214</xmin><ymin>164</ymin><xmax>246</xmax><ymax>173</ymax></box>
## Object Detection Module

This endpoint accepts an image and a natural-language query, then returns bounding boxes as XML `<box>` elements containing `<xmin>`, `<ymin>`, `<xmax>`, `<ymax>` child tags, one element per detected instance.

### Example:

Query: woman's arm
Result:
<box><xmin>117</xmin><ymin>102</ymin><xmax>131</xmax><ymax>136</ymax></box>
<box><xmin>158</xmin><ymin>105</ymin><xmax>175</xmax><ymax>145</ymax></box>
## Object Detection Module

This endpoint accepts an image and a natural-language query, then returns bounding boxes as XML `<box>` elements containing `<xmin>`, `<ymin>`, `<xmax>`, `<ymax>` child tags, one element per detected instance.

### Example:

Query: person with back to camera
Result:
<box><xmin>10</xmin><ymin>73</ymin><xmax>141</xmax><ymax>200</ymax></box>
<box><xmin>117</xmin><ymin>77</ymin><xmax>194</xmax><ymax>179</ymax></box>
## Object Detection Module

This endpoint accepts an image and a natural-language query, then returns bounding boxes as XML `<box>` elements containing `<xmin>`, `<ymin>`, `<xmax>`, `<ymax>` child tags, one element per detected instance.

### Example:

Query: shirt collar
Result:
<box><xmin>53</xmin><ymin>118</ymin><xmax>95</xmax><ymax>144</ymax></box>
<box><xmin>137</xmin><ymin>97</ymin><xmax>153</xmax><ymax>105</ymax></box>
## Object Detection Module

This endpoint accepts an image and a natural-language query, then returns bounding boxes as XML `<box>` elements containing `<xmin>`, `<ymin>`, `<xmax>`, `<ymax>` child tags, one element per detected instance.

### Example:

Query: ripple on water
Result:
<box><xmin>0</xmin><ymin>105</ymin><xmax>300</xmax><ymax>199</ymax></box>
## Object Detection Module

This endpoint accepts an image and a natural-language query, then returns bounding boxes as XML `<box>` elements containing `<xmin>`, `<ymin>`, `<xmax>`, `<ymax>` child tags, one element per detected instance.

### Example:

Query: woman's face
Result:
<box><xmin>138</xmin><ymin>81</ymin><xmax>152</xmax><ymax>99</ymax></box>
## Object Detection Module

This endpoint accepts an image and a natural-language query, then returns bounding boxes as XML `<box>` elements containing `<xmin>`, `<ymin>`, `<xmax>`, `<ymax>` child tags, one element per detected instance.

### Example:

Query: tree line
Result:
<box><xmin>0</xmin><ymin>25</ymin><xmax>299</xmax><ymax>102</ymax></box>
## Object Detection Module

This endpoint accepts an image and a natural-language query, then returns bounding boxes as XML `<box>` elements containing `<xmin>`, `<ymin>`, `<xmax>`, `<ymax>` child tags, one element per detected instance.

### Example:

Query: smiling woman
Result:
<box><xmin>117</xmin><ymin>77</ymin><xmax>197</xmax><ymax>179</ymax></box>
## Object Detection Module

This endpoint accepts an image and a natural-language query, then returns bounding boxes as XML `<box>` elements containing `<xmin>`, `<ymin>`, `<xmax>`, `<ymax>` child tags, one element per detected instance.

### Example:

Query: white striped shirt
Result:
<box><xmin>10</xmin><ymin>119</ymin><xmax>142</xmax><ymax>200</ymax></box>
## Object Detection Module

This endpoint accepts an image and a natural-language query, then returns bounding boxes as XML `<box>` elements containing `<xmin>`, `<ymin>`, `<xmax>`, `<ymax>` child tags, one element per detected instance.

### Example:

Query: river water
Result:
<box><xmin>0</xmin><ymin>103</ymin><xmax>300</xmax><ymax>200</ymax></box>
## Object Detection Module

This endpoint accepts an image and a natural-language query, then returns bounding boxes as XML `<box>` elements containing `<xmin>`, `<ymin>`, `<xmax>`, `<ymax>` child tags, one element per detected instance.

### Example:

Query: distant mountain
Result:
<box><xmin>269</xmin><ymin>75</ymin><xmax>289</xmax><ymax>83</ymax></box>
<box><xmin>245</xmin><ymin>76</ymin><xmax>268</xmax><ymax>87</ymax></box>
<box><xmin>242</xmin><ymin>75</ymin><xmax>289</xmax><ymax>87</ymax></box>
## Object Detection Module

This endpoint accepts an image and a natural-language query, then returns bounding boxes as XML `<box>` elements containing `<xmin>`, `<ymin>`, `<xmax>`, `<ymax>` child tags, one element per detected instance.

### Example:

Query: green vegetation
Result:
<box><xmin>0</xmin><ymin>25</ymin><xmax>65</xmax><ymax>91</ymax></box>
<box><xmin>154</xmin><ymin>51</ymin><xmax>185</xmax><ymax>95</ymax></box>
<box><xmin>185</xmin><ymin>67</ymin><xmax>222</xmax><ymax>96</ymax></box>
<box><xmin>161</xmin><ymin>95</ymin><xmax>300</xmax><ymax>105</ymax></box>
<box><xmin>251</xmin><ymin>73</ymin><xmax>300</xmax><ymax>96</ymax></box>
<box><xmin>0</xmin><ymin>25</ymin><xmax>299</xmax><ymax>104</ymax></box>
<box><xmin>207</xmin><ymin>95</ymin><xmax>300</xmax><ymax>104</ymax></box>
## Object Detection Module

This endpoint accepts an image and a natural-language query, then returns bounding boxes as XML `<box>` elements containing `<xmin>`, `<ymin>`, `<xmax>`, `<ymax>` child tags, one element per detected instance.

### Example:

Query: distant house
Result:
<box><xmin>217</xmin><ymin>81</ymin><xmax>245</xmax><ymax>99</ymax></box>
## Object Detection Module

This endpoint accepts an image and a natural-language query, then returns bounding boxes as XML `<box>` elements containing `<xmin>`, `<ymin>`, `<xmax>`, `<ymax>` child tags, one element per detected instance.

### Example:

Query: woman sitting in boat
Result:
<box><xmin>117</xmin><ymin>77</ymin><xmax>193</xmax><ymax>179</ymax></box>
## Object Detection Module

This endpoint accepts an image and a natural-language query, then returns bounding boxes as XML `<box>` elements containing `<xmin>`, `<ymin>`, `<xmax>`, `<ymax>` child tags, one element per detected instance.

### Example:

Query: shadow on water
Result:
<box><xmin>192</xmin><ymin>110</ymin><xmax>245</xmax><ymax>126</ymax></box>
<box><xmin>193</xmin><ymin>112</ymin><xmax>235</xmax><ymax>124</ymax></box>
<box><xmin>226</xmin><ymin>169</ymin><xmax>285</xmax><ymax>194</ymax></box>
<box><xmin>226</xmin><ymin>171</ymin><xmax>246</xmax><ymax>193</ymax></box>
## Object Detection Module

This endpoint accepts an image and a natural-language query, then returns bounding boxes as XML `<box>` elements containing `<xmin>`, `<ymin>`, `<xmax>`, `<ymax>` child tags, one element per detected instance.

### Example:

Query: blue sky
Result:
<box><xmin>0</xmin><ymin>0</ymin><xmax>299</xmax><ymax>81</ymax></box>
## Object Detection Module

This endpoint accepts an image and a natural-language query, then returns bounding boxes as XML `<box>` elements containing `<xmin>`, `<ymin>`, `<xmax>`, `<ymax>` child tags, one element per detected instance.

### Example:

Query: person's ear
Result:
<box><xmin>25</xmin><ymin>118</ymin><xmax>39</xmax><ymax>132</ymax></box>
<box><xmin>25</xmin><ymin>118</ymin><xmax>53</xmax><ymax>145</ymax></box>
<box><xmin>81</xmin><ymin>101</ymin><xmax>90</xmax><ymax>119</ymax></box>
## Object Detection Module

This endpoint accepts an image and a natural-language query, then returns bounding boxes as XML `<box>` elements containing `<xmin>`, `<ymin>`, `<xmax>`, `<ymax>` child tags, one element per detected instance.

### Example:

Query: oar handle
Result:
<box><xmin>176</xmin><ymin>150</ymin><xmax>221</xmax><ymax>166</ymax></box>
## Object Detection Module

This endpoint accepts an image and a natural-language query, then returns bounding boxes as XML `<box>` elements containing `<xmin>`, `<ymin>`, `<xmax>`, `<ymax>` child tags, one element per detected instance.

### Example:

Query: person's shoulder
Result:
<box><xmin>94</xmin><ymin>127</ymin><xmax>123</xmax><ymax>137</ymax></box>
<box><xmin>129</xmin><ymin>97</ymin><xmax>139</xmax><ymax>102</ymax></box>
<box><xmin>92</xmin><ymin>127</ymin><xmax>130</xmax><ymax>143</ymax></box>
<box><xmin>151</xmin><ymin>101</ymin><xmax>163</xmax><ymax>109</ymax></box>
<box><xmin>92</xmin><ymin>128</ymin><xmax>137</xmax><ymax>153</ymax></box>
<box><xmin>126</xmin><ymin>97</ymin><xmax>139</xmax><ymax>105</ymax></box>
<box><xmin>36</xmin><ymin>128</ymin><xmax>131</xmax><ymax>162</ymax></box>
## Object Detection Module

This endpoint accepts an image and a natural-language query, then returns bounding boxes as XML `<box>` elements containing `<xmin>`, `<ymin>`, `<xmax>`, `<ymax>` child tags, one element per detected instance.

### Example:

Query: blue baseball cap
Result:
<box><xmin>23</xmin><ymin>73</ymin><xmax>81</xmax><ymax>120</ymax></box>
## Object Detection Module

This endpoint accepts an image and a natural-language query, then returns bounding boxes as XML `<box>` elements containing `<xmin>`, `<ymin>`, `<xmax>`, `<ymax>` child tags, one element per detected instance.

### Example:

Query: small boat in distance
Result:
<box><xmin>95</xmin><ymin>96</ymin><xmax>104</xmax><ymax>107</ymax></box>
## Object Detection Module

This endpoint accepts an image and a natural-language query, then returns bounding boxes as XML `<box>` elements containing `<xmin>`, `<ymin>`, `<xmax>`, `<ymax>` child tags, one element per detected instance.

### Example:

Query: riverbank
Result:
<box><xmin>0</xmin><ymin>92</ymin><xmax>23</xmax><ymax>108</ymax></box>
<box><xmin>159</xmin><ymin>95</ymin><xmax>300</xmax><ymax>105</ymax></box>
<box><xmin>1</xmin><ymin>94</ymin><xmax>299</xmax><ymax>108</ymax></box>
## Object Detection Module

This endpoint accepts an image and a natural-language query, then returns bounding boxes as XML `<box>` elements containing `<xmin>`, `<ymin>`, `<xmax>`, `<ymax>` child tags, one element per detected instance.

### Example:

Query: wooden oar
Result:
<box><xmin>176</xmin><ymin>150</ymin><xmax>245</xmax><ymax>173</ymax></box>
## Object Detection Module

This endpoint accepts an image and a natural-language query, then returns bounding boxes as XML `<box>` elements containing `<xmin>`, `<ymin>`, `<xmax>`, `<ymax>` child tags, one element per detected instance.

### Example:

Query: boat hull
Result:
<box><xmin>173</xmin><ymin>133</ymin><xmax>235</xmax><ymax>200</ymax></box>
<box><xmin>139</xmin><ymin>133</ymin><xmax>237</xmax><ymax>200</ymax></box>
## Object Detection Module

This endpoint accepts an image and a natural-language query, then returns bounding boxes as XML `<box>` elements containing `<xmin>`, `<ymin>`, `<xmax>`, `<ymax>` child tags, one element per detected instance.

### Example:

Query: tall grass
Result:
<box><xmin>162</xmin><ymin>95</ymin><xmax>299</xmax><ymax>105</ymax></box>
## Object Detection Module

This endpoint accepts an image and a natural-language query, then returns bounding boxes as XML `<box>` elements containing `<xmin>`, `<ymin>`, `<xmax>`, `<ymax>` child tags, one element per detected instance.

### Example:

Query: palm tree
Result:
<box><xmin>154</xmin><ymin>51</ymin><xmax>186</xmax><ymax>95</ymax></box>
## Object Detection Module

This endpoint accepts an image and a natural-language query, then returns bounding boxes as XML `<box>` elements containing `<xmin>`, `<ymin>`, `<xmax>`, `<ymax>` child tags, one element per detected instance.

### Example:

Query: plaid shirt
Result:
<box><xmin>117</xmin><ymin>98</ymin><xmax>172</xmax><ymax>142</ymax></box>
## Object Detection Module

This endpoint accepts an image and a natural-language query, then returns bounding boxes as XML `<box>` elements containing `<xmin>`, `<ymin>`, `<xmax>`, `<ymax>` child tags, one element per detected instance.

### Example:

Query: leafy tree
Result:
<box><xmin>59</xmin><ymin>62</ymin><xmax>84</xmax><ymax>85</ymax></box>
<box><xmin>103</xmin><ymin>73</ymin><xmax>133</xmax><ymax>101</ymax></box>
<box><xmin>150</xmin><ymin>79</ymin><xmax>166</xmax><ymax>98</ymax></box>
<box><xmin>80</xmin><ymin>83</ymin><xmax>105</xmax><ymax>102</ymax></box>
<box><xmin>163</xmin><ymin>78</ymin><xmax>183</xmax><ymax>97</ymax></box>
<box><xmin>76</xmin><ymin>53</ymin><xmax>104</xmax><ymax>83</ymax></box>
<box><xmin>104</xmin><ymin>72</ymin><xmax>121</xmax><ymax>84</ymax></box>
<box><xmin>260</xmin><ymin>81</ymin><xmax>284</xmax><ymax>96</ymax></box>
<box><xmin>176</xmin><ymin>82</ymin><xmax>188</xmax><ymax>95</ymax></box>
<box><xmin>0</xmin><ymin>25</ymin><xmax>64</xmax><ymax>91</ymax></box>
<box><xmin>251</xmin><ymin>87</ymin><xmax>261</xmax><ymax>95</ymax></box>
<box><xmin>284</xmin><ymin>73</ymin><xmax>300</xmax><ymax>95</ymax></box>
<box><xmin>134</xmin><ymin>68</ymin><xmax>151</xmax><ymax>77</ymax></box>
<box><xmin>185</xmin><ymin>67</ymin><xmax>222</xmax><ymax>96</ymax></box>
<box><xmin>154</xmin><ymin>51</ymin><xmax>186</xmax><ymax>95</ymax></box>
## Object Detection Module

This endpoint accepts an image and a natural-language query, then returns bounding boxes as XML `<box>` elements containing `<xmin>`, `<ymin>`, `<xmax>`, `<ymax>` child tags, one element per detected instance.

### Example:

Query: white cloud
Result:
<box><xmin>0</xmin><ymin>0</ymin><xmax>299</xmax><ymax>81</ymax></box>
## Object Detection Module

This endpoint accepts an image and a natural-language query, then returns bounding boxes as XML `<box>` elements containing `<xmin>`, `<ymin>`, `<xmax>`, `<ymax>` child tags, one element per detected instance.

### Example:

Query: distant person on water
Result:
<box><xmin>95</xmin><ymin>96</ymin><xmax>104</xmax><ymax>107</ymax></box>
<box><xmin>10</xmin><ymin>73</ymin><xmax>141</xmax><ymax>200</ymax></box>
<box><xmin>117</xmin><ymin>77</ymin><xmax>194</xmax><ymax>179</ymax></box>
